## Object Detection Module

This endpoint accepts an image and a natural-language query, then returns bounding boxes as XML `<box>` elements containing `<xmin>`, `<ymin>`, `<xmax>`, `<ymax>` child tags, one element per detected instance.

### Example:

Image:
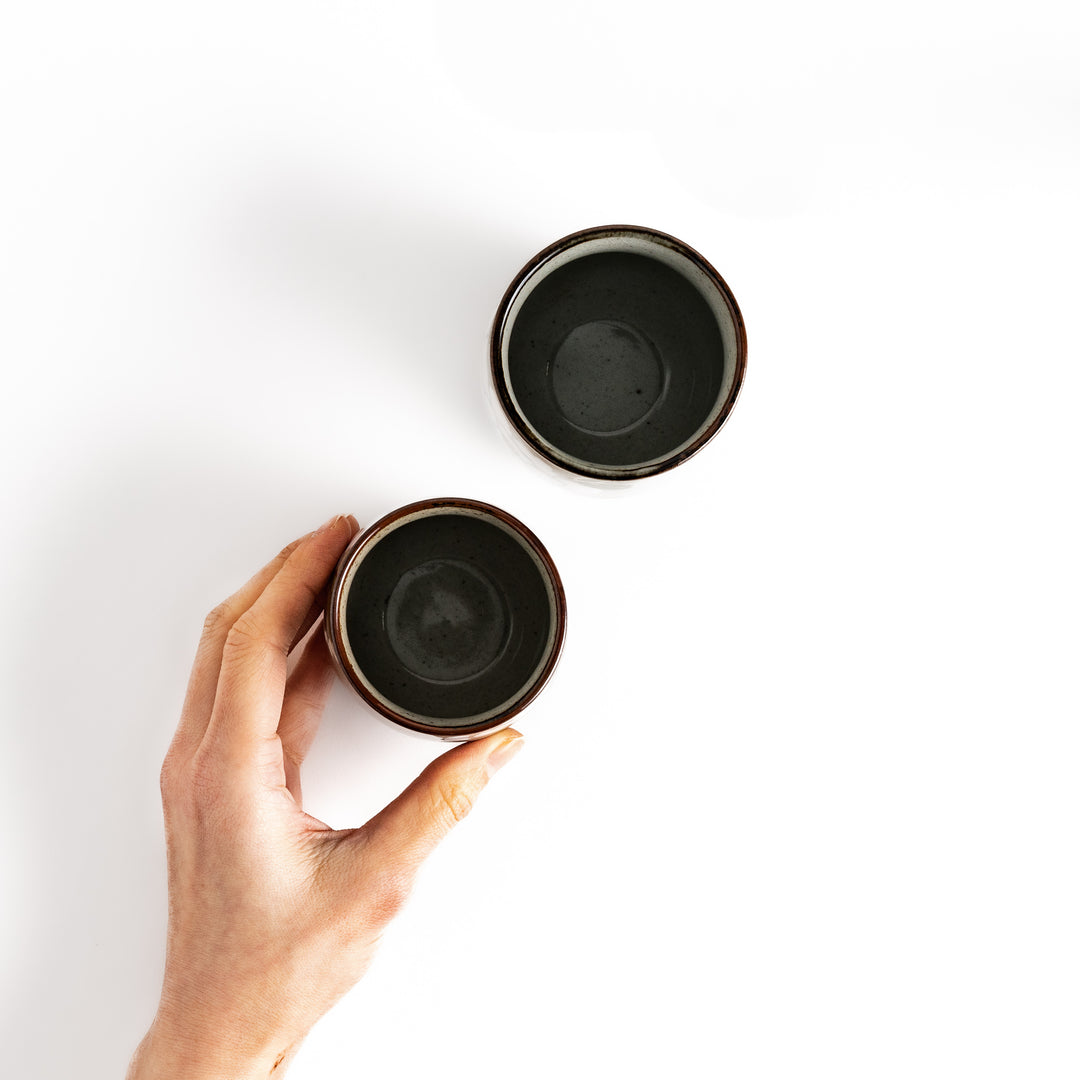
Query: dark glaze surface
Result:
<box><xmin>507</xmin><ymin>251</ymin><xmax>725</xmax><ymax>468</ymax></box>
<box><xmin>344</xmin><ymin>513</ymin><xmax>551</xmax><ymax>724</ymax></box>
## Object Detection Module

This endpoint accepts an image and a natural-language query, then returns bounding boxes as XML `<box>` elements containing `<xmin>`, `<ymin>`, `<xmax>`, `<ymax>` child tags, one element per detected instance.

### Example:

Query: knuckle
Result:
<box><xmin>224</xmin><ymin>614</ymin><xmax>266</xmax><ymax>653</ymax></box>
<box><xmin>158</xmin><ymin>752</ymin><xmax>180</xmax><ymax>800</ymax></box>
<box><xmin>202</xmin><ymin>601</ymin><xmax>234</xmax><ymax>637</ymax></box>
<box><xmin>157</xmin><ymin>744</ymin><xmax>234</xmax><ymax>829</ymax></box>
<box><xmin>296</xmin><ymin>576</ymin><xmax>320</xmax><ymax>608</ymax></box>
<box><xmin>188</xmin><ymin>746</ymin><xmax>225</xmax><ymax>804</ymax></box>
<box><xmin>431</xmin><ymin>777</ymin><xmax>477</xmax><ymax>827</ymax></box>
<box><xmin>277</xmin><ymin>567</ymin><xmax>320</xmax><ymax>613</ymax></box>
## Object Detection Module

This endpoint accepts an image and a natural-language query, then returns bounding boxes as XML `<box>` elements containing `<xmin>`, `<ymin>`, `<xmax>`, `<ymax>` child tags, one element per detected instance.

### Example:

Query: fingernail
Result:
<box><xmin>314</xmin><ymin>514</ymin><xmax>344</xmax><ymax>535</ymax></box>
<box><xmin>486</xmin><ymin>733</ymin><xmax>525</xmax><ymax>778</ymax></box>
<box><xmin>346</xmin><ymin>514</ymin><xmax>360</xmax><ymax>532</ymax></box>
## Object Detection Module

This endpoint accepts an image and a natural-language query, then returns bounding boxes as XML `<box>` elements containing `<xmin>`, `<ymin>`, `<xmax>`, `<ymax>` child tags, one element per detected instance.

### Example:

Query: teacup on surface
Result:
<box><xmin>325</xmin><ymin>498</ymin><xmax>566</xmax><ymax>740</ymax></box>
<box><xmin>491</xmin><ymin>225</ymin><xmax>747</xmax><ymax>481</ymax></box>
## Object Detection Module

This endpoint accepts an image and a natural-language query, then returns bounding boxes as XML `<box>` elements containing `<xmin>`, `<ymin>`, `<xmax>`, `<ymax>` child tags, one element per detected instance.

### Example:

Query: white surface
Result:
<box><xmin>1</xmin><ymin>2</ymin><xmax>1077</xmax><ymax>1078</ymax></box>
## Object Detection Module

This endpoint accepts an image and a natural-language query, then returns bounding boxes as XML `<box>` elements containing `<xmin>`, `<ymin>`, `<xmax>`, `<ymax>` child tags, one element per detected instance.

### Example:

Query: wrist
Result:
<box><xmin>127</xmin><ymin>1016</ymin><xmax>297</xmax><ymax>1080</ymax></box>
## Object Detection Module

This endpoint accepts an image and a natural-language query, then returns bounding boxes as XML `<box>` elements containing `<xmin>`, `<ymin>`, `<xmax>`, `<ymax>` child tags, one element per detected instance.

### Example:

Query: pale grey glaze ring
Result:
<box><xmin>325</xmin><ymin>498</ymin><xmax>567</xmax><ymax>741</ymax></box>
<box><xmin>491</xmin><ymin>224</ymin><xmax>747</xmax><ymax>480</ymax></box>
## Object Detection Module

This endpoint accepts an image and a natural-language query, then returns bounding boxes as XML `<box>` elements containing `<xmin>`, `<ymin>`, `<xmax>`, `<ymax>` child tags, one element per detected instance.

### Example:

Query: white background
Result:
<box><xmin>1</xmin><ymin>2</ymin><xmax>1078</xmax><ymax>1077</ymax></box>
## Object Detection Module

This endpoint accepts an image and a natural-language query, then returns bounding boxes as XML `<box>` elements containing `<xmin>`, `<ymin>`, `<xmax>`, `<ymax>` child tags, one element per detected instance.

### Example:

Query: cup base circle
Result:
<box><xmin>385</xmin><ymin>558</ymin><xmax>510</xmax><ymax>685</ymax></box>
<box><xmin>550</xmin><ymin>318</ymin><xmax>667</xmax><ymax>436</ymax></box>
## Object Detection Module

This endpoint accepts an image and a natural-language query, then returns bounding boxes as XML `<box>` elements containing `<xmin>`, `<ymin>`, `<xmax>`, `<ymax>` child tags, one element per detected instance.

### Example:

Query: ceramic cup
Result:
<box><xmin>491</xmin><ymin>224</ymin><xmax>747</xmax><ymax>481</ymax></box>
<box><xmin>325</xmin><ymin>498</ymin><xmax>566</xmax><ymax>740</ymax></box>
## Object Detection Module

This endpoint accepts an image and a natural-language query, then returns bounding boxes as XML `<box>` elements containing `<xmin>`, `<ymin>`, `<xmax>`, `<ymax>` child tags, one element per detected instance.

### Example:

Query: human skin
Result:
<box><xmin>126</xmin><ymin>514</ymin><xmax>524</xmax><ymax>1079</ymax></box>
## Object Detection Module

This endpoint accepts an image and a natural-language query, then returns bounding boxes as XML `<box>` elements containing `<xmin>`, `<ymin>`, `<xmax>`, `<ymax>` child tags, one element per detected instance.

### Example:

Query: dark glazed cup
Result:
<box><xmin>325</xmin><ymin>498</ymin><xmax>566</xmax><ymax>741</ymax></box>
<box><xmin>491</xmin><ymin>225</ymin><xmax>747</xmax><ymax>481</ymax></box>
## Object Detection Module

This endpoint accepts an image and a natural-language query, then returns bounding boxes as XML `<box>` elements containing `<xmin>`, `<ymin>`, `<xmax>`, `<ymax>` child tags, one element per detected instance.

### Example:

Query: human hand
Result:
<box><xmin>126</xmin><ymin>515</ymin><xmax>525</xmax><ymax>1079</ymax></box>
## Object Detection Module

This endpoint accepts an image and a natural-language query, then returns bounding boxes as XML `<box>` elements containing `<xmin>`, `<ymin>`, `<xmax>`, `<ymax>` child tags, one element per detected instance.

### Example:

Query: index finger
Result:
<box><xmin>203</xmin><ymin>514</ymin><xmax>357</xmax><ymax>758</ymax></box>
<box><xmin>170</xmin><ymin>530</ymin><xmax>313</xmax><ymax>765</ymax></box>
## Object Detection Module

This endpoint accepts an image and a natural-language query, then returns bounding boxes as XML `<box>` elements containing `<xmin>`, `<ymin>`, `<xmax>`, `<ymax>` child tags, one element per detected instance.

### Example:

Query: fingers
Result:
<box><xmin>356</xmin><ymin>729</ymin><xmax>525</xmax><ymax>879</ymax></box>
<box><xmin>170</xmin><ymin>530</ymin><xmax>313</xmax><ymax>764</ymax></box>
<box><xmin>278</xmin><ymin>625</ymin><xmax>338</xmax><ymax>803</ymax></box>
<box><xmin>202</xmin><ymin>514</ymin><xmax>357</xmax><ymax>760</ymax></box>
<box><xmin>288</xmin><ymin>580</ymin><xmax>331</xmax><ymax>656</ymax></box>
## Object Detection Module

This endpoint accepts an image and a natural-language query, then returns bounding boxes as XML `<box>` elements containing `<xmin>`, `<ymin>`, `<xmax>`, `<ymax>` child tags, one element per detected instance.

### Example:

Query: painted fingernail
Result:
<box><xmin>486</xmin><ymin>733</ymin><xmax>525</xmax><ymax>778</ymax></box>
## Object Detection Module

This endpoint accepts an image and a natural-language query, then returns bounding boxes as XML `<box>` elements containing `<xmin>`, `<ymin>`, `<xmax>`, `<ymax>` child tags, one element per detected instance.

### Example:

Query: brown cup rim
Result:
<box><xmin>490</xmin><ymin>223</ymin><xmax>748</xmax><ymax>481</ymax></box>
<box><xmin>325</xmin><ymin>497</ymin><xmax>567</xmax><ymax>739</ymax></box>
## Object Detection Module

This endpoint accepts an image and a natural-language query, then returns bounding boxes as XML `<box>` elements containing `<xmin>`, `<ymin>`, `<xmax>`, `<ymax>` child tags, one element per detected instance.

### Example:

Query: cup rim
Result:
<box><xmin>490</xmin><ymin>223</ymin><xmax>748</xmax><ymax>481</ymax></box>
<box><xmin>325</xmin><ymin>497</ymin><xmax>567</xmax><ymax>739</ymax></box>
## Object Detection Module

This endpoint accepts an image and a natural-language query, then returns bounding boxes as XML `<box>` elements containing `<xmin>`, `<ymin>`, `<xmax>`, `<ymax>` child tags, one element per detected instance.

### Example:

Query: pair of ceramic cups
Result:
<box><xmin>325</xmin><ymin>224</ymin><xmax>747</xmax><ymax>740</ymax></box>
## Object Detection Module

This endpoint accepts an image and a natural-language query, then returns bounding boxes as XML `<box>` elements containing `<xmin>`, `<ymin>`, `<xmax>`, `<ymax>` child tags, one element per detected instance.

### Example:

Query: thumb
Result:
<box><xmin>357</xmin><ymin>728</ymin><xmax>524</xmax><ymax>881</ymax></box>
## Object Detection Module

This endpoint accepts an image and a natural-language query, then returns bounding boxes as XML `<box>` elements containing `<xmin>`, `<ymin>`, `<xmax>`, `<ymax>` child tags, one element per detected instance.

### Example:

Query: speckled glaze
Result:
<box><xmin>491</xmin><ymin>225</ymin><xmax>747</xmax><ymax>481</ymax></box>
<box><xmin>325</xmin><ymin>498</ymin><xmax>567</xmax><ymax>741</ymax></box>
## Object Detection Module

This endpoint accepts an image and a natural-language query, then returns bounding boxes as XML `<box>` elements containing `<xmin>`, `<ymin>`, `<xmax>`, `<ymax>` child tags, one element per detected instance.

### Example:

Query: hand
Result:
<box><xmin>127</xmin><ymin>515</ymin><xmax>525</xmax><ymax>1079</ymax></box>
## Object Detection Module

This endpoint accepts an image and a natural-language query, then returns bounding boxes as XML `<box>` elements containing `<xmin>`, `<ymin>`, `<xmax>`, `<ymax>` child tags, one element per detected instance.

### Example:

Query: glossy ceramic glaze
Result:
<box><xmin>491</xmin><ymin>225</ymin><xmax>747</xmax><ymax>480</ymax></box>
<box><xmin>325</xmin><ymin>498</ymin><xmax>566</xmax><ymax>740</ymax></box>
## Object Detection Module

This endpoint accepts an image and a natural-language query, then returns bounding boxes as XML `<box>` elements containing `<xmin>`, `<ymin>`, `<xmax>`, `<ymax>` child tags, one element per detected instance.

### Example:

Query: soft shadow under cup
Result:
<box><xmin>491</xmin><ymin>225</ymin><xmax>747</xmax><ymax>480</ymax></box>
<box><xmin>326</xmin><ymin>500</ymin><xmax>565</xmax><ymax>739</ymax></box>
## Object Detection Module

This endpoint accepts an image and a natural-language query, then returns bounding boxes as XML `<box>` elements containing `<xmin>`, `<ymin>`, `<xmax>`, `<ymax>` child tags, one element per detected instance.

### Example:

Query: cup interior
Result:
<box><xmin>329</xmin><ymin>501</ymin><xmax>564</xmax><ymax>736</ymax></box>
<box><xmin>492</xmin><ymin>226</ymin><xmax>745</xmax><ymax>480</ymax></box>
